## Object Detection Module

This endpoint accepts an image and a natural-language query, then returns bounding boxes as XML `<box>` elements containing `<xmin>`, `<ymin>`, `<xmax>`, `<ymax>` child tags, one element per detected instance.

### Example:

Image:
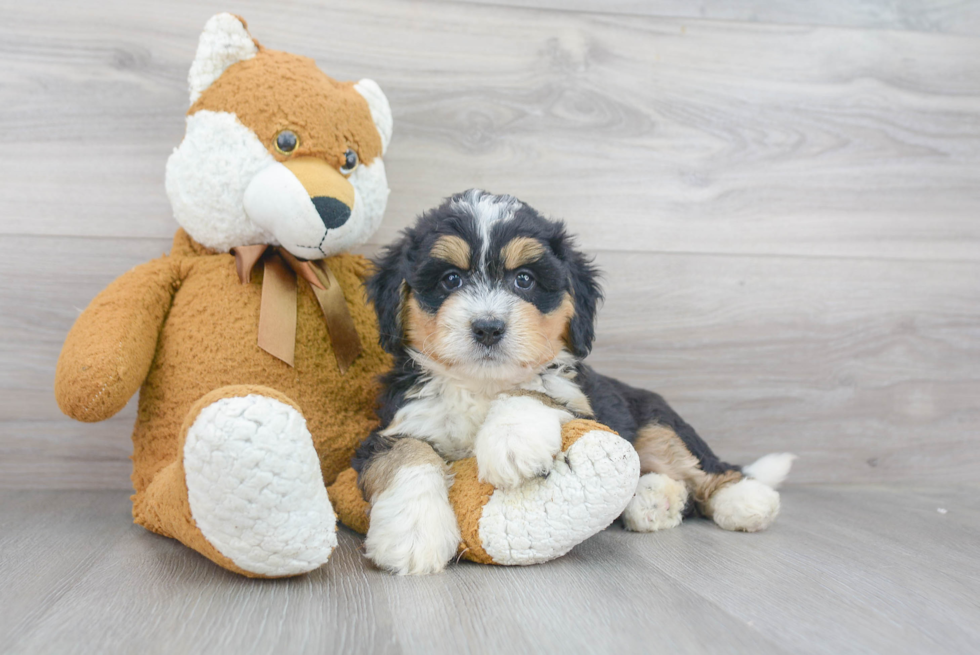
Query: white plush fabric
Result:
<box><xmin>478</xmin><ymin>429</ymin><xmax>640</xmax><ymax>566</ymax></box>
<box><xmin>188</xmin><ymin>14</ymin><xmax>258</xmax><ymax>105</ymax></box>
<box><xmin>183</xmin><ymin>394</ymin><xmax>337</xmax><ymax>576</ymax></box>
<box><xmin>166</xmin><ymin>110</ymin><xmax>390</xmax><ymax>257</ymax></box>
<box><xmin>354</xmin><ymin>79</ymin><xmax>392</xmax><ymax>154</ymax></box>
<box><xmin>168</xmin><ymin>19</ymin><xmax>392</xmax><ymax>258</ymax></box>
<box><xmin>166</xmin><ymin>110</ymin><xmax>278</xmax><ymax>253</ymax></box>
<box><xmin>621</xmin><ymin>472</ymin><xmax>689</xmax><ymax>532</ymax></box>
<box><xmin>320</xmin><ymin>157</ymin><xmax>389</xmax><ymax>257</ymax></box>
<box><xmin>242</xmin><ymin>161</ymin><xmax>332</xmax><ymax>260</ymax></box>
<box><xmin>365</xmin><ymin>464</ymin><xmax>461</xmax><ymax>575</ymax></box>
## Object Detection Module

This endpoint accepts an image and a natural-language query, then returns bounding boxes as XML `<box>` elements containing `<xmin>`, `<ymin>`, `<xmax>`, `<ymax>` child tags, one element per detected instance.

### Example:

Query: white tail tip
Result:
<box><xmin>742</xmin><ymin>453</ymin><xmax>796</xmax><ymax>489</ymax></box>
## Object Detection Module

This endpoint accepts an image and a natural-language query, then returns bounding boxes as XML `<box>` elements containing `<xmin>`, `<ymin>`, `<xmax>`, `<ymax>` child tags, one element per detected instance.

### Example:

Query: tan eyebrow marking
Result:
<box><xmin>501</xmin><ymin>237</ymin><xmax>546</xmax><ymax>270</ymax></box>
<box><xmin>429</xmin><ymin>235</ymin><xmax>471</xmax><ymax>270</ymax></box>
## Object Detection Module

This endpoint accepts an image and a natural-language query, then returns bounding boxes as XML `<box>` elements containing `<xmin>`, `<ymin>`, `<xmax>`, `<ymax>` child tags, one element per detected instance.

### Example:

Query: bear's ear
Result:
<box><xmin>187</xmin><ymin>14</ymin><xmax>259</xmax><ymax>105</ymax></box>
<box><xmin>354</xmin><ymin>79</ymin><xmax>393</xmax><ymax>155</ymax></box>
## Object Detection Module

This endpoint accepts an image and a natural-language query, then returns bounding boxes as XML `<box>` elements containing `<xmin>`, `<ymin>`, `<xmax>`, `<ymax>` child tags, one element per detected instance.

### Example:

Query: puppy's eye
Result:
<box><xmin>341</xmin><ymin>149</ymin><xmax>359</xmax><ymax>174</ymax></box>
<box><xmin>274</xmin><ymin>130</ymin><xmax>299</xmax><ymax>154</ymax></box>
<box><xmin>441</xmin><ymin>271</ymin><xmax>463</xmax><ymax>291</ymax></box>
<box><xmin>514</xmin><ymin>271</ymin><xmax>535</xmax><ymax>290</ymax></box>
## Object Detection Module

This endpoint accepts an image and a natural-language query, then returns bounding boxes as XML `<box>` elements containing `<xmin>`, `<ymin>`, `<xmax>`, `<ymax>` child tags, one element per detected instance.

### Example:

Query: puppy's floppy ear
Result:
<box><xmin>552</xmin><ymin>226</ymin><xmax>602</xmax><ymax>357</ymax></box>
<box><xmin>368</xmin><ymin>234</ymin><xmax>412</xmax><ymax>353</ymax></box>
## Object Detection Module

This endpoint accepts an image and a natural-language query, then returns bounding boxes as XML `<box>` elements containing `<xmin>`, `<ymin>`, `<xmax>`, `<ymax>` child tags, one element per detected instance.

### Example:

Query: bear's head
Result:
<box><xmin>166</xmin><ymin>14</ymin><xmax>392</xmax><ymax>259</ymax></box>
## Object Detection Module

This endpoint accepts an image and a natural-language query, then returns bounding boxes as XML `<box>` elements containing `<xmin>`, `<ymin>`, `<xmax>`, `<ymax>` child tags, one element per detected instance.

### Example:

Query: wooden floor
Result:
<box><xmin>2</xmin><ymin>486</ymin><xmax>978</xmax><ymax>654</ymax></box>
<box><xmin>2</xmin><ymin>1</ymin><xmax>979</xmax><ymax>653</ymax></box>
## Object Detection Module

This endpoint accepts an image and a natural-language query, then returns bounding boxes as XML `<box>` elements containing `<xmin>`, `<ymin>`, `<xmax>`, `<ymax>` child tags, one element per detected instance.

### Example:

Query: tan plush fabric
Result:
<box><xmin>55</xmin><ymin>227</ymin><xmax>625</xmax><ymax>572</ymax></box>
<box><xmin>138</xmin><ymin>384</ymin><xmax>304</xmax><ymax>578</ymax></box>
<box><xmin>55</xmin><ymin>256</ymin><xmax>180</xmax><ymax>423</ymax></box>
<box><xmin>447</xmin><ymin>457</ymin><xmax>496</xmax><ymax>564</ymax></box>
<box><xmin>326</xmin><ymin>419</ymin><xmax>609</xmax><ymax>564</ymax></box>
<box><xmin>190</xmin><ymin>48</ymin><xmax>383</xmax><ymax>170</ymax></box>
<box><xmin>56</xmin><ymin>229</ymin><xmax>390</xmax><ymax>529</ymax></box>
<box><xmin>327</xmin><ymin>469</ymin><xmax>371</xmax><ymax>535</ymax></box>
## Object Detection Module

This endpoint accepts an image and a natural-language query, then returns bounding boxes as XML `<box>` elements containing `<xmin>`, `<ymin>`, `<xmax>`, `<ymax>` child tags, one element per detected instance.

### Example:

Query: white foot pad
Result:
<box><xmin>621</xmin><ymin>472</ymin><xmax>689</xmax><ymax>532</ymax></box>
<box><xmin>184</xmin><ymin>394</ymin><xmax>337</xmax><ymax>576</ymax></box>
<box><xmin>478</xmin><ymin>429</ymin><xmax>640</xmax><ymax>566</ymax></box>
<box><xmin>710</xmin><ymin>478</ymin><xmax>781</xmax><ymax>532</ymax></box>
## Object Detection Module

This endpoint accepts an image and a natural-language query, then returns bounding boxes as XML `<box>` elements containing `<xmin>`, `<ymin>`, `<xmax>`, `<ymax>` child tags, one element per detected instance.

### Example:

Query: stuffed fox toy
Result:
<box><xmin>54</xmin><ymin>14</ymin><xmax>639</xmax><ymax>577</ymax></box>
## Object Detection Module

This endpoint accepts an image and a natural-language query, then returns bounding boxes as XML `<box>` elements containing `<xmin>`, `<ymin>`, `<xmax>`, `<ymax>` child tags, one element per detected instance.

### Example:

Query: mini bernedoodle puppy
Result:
<box><xmin>354</xmin><ymin>190</ymin><xmax>795</xmax><ymax>575</ymax></box>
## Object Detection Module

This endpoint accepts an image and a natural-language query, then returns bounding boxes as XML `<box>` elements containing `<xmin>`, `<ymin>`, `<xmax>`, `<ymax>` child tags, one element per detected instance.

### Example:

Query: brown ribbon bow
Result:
<box><xmin>232</xmin><ymin>245</ymin><xmax>361</xmax><ymax>373</ymax></box>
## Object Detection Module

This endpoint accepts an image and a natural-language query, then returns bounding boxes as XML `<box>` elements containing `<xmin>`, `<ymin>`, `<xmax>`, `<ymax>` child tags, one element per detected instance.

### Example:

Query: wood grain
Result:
<box><xmin>2</xmin><ymin>487</ymin><xmax>978</xmax><ymax>654</ymax></box>
<box><xmin>3</xmin><ymin>235</ymin><xmax>977</xmax><ymax>487</ymax></box>
<box><xmin>0</xmin><ymin>0</ymin><xmax>978</xmax><ymax>489</ymax></box>
<box><xmin>450</xmin><ymin>0</ymin><xmax>980</xmax><ymax>36</ymax></box>
<box><xmin>1</xmin><ymin>0</ymin><xmax>978</xmax><ymax>260</ymax></box>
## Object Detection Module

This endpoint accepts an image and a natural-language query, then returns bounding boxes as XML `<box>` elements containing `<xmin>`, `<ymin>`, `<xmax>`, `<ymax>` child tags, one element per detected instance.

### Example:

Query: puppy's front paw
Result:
<box><xmin>365</xmin><ymin>464</ymin><xmax>461</xmax><ymax>575</ymax></box>
<box><xmin>475</xmin><ymin>395</ymin><xmax>567</xmax><ymax>490</ymax></box>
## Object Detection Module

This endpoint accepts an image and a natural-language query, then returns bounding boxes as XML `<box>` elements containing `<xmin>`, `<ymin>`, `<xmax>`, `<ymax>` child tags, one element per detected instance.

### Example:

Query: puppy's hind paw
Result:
<box><xmin>709</xmin><ymin>478</ymin><xmax>781</xmax><ymax>532</ymax></box>
<box><xmin>621</xmin><ymin>473</ymin><xmax>688</xmax><ymax>532</ymax></box>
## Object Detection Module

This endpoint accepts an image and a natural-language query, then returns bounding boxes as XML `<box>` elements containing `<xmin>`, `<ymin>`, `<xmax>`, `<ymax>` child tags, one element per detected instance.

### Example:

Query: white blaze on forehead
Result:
<box><xmin>457</xmin><ymin>282</ymin><xmax>517</xmax><ymax>320</ymax></box>
<box><xmin>449</xmin><ymin>190</ymin><xmax>523</xmax><ymax>268</ymax></box>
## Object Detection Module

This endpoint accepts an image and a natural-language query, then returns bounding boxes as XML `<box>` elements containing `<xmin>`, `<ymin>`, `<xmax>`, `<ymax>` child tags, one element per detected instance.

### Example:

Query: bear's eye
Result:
<box><xmin>274</xmin><ymin>130</ymin><xmax>298</xmax><ymax>155</ymax></box>
<box><xmin>341</xmin><ymin>149</ymin><xmax>359</xmax><ymax>174</ymax></box>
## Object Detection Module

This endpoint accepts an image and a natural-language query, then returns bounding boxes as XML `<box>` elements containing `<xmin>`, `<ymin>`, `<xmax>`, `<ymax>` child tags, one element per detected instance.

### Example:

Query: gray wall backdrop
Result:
<box><xmin>1</xmin><ymin>0</ymin><xmax>978</xmax><ymax>489</ymax></box>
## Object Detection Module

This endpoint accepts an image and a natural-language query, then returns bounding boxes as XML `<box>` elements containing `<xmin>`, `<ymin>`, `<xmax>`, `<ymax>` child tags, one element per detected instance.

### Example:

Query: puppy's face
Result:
<box><xmin>370</xmin><ymin>190</ymin><xmax>601</xmax><ymax>380</ymax></box>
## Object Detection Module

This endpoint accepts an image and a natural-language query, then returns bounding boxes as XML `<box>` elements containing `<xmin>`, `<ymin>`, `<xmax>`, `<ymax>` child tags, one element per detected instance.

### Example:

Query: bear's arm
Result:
<box><xmin>54</xmin><ymin>255</ymin><xmax>181</xmax><ymax>423</ymax></box>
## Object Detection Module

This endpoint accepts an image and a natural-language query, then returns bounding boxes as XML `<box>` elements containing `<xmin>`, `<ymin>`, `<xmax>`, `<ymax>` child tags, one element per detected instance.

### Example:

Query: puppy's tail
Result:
<box><xmin>742</xmin><ymin>453</ymin><xmax>796</xmax><ymax>489</ymax></box>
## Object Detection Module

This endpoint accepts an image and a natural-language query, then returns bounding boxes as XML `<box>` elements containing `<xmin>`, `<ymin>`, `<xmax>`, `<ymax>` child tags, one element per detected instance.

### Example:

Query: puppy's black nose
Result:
<box><xmin>471</xmin><ymin>319</ymin><xmax>506</xmax><ymax>347</ymax></box>
<box><xmin>311</xmin><ymin>196</ymin><xmax>352</xmax><ymax>230</ymax></box>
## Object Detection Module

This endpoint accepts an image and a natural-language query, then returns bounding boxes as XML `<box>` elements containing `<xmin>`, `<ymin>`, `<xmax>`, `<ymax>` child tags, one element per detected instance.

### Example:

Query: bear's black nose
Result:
<box><xmin>471</xmin><ymin>319</ymin><xmax>506</xmax><ymax>347</ymax></box>
<box><xmin>311</xmin><ymin>196</ymin><xmax>351</xmax><ymax>230</ymax></box>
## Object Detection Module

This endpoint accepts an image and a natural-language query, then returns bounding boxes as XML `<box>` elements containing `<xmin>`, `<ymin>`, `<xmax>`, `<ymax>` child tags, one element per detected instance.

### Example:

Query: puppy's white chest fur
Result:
<box><xmin>380</xmin><ymin>356</ymin><xmax>590</xmax><ymax>462</ymax></box>
<box><xmin>382</xmin><ymin>376</ymin><xmax>492</xmax><ymax>460</ymax></box>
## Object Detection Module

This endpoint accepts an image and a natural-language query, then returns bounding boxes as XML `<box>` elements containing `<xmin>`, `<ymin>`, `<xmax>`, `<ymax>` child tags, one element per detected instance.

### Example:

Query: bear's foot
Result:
<box><xmin>138</xmin><ymin>386</ymin><xmax>337</xmax><ymax>577</ymax></box>
<box><xmin>329</xmin><ymin>419</ymin><xmax>640</xmax><ymax>569</ymax></box>
<box><xmin>329</xmin><ymin>420</ymin><xmax>639</xmax><ymax>569</ymax></box>
<box><xmin>468</xmin><ymin>421</ymin><xmax>640</xmax><ymax>565</ymax></box>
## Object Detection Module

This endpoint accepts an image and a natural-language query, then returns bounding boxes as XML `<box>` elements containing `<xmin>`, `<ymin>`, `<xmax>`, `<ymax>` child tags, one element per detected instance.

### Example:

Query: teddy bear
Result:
<box><xmin>54</xmin><ymin>14</ymin><xmax>639</xmax><ymax>577</ymax></box>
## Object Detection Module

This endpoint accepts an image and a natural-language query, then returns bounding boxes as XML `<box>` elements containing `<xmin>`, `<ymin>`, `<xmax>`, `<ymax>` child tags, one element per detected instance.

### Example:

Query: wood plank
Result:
<box><xmin>0</xmin><ymin>237</ymin><xmax>980</xmax><ymax>489</ymax></box>
<box><xmin>3</xmin><ymin>487</ymin><xmax>978</xmax><ymax>654</ymax></box>
<box><xmin>0</xmin><ymin>0</ymin><xmax>978</xmax><ymax>261</ymax></box>
<box><xmin>3</xmin><ymin>235</ymin><xmax>976</xmax><ymax>488</ymax></box>
<box><xmin>588</xmin><ymin>250</ymin><xmax>980</xmax><ymax>484</ymax></box>
<box><xmin>602</xmin><ymin>484</ymin><xmax>980</xmax><ymax>654</ymax></box>
<box><xmin>1</xmin><ymin>490</ymin><xmax>790</xmax><ymax>655</ymax></box>
<box><xmin>0</xmin><ymin>491</ymin><xmax>135</xmax><ymax>645</ymax></box>
<box><xmin>450</xmin><ymin>0</ymin><xmax>980</xmax><ymax>36</ymax></box>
